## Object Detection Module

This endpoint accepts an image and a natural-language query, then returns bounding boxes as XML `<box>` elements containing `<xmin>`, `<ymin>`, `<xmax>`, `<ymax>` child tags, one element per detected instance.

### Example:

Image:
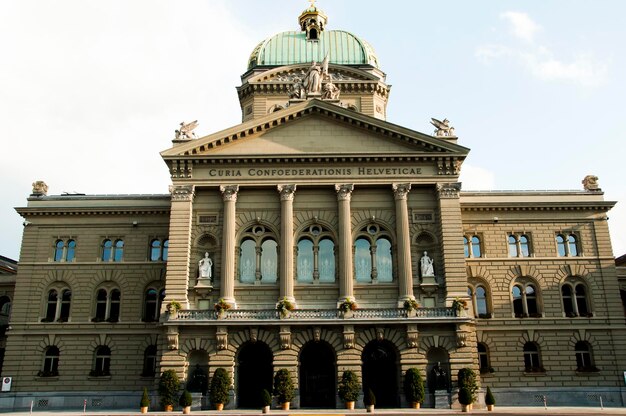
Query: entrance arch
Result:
<box><xmin>299</xmin><ymin>341</ymin><xmax>336</xmax><ymax>408</ymax></box>
<box><xmin>237</xmin><ymin>342</ymin><xmax>273</xmax><ymax>408</ymax></box>
<box><xmin>362</xmin><ymin>340</ymin><xmax>399</xmax><ymax>408</ymax></box>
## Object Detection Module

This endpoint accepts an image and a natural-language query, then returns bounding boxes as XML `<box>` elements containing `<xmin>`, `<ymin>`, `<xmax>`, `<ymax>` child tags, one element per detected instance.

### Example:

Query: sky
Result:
<box><xmin>1</xmin><ymin>0</ymin><xmax>625</xmax><ymax>261</ymax></box>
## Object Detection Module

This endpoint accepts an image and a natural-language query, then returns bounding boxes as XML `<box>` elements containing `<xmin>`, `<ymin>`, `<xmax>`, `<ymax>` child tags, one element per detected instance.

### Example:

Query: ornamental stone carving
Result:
<box><xmin>376</xmin><ymin>327</ymin><xmax>385</xmax><ymax>341</ymax></box>
<box><xmin>31</xmin><ymin>180</ymin><xmax>49</xmax><ymax>196</ymax></box>
<box><xmin>169</xmin><ymin>185</ymin><xmax>195</xmax><ymax>201</ymax></box>
<box><xmin>220</xmin><ymin>185</ymin><xmax>239</xmax><ymax>202</ymax></box>
<box><xmin>335</xmin><ymin>184</ymin><xmax>354</xmax><ymax>201</ymax></box>
<box><xmin>322</xmin><ymin>81</ymin><xmax>340</xmax><ymax>100</ymax></box>
<box><xmin>430</xmin><ymin>117</ymin><xmax>456</xmax><ymax>137</ymax></box>
<box><xmin>582</xmin><ymin>175</ymin><xmax>601</xmax><ymax>191</ymax></box>
<box><xmin>436</xmin><ymin>183</ymin><xmax>461</xmax><ymax>199</ymax></box>
<box><xmin>167</xmin><ymin>327</ymin><xmax>179</xmax><ymax>350</ymax></box>
<box><xmin>216</xmin><ymin>327</ymin><xmax>228</xmax><ymax>350</ymax></box>
<box><xmin>343</xmin><ymin>325</ymin><xmax>355</xmax><ymax>349</ymax></box>
<box><xmin>392</xmin><ymin>183</ymin><xmax>411</xmax><ymax>200</ymax></box>
<box><xmin>174</xmin><ymin>120</ymin><xmax>199</xmax><ymax>140</ymax></box>
<box><xmin>279</xmin><ymin>326</ymin><xmax>291</xmax><ymax>350</ymax></box>
<box><xmin>406</xmin><ymin>324</ymin><xmax>419</xmax><ymax>349</ymax></box>
<box><xmin>277</xmin><ymin>184</ymin><xmax>297</xmax><ymax>201</ymax></box>
<box><xmin>249</xmin><ymin>327</ymin><xmax>258</xmax><ymax>343</ymax></box>
<box><xmin>313</xmin><ymin>326</ymin><xmax>322</xmax><ymax>342</ymax></box>
<box><xmin>456</xmin><ymin>331</ymin><xmax>467</xmax><ymax>348</ymax></box>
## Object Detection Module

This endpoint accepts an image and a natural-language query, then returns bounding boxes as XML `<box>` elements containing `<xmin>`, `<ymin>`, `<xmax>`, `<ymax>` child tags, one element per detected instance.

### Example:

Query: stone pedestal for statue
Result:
<box><xmin>434</xmin><ymin>390</ymin><xmax>450</xmax><ymax>409</ymax></box>
<box><xmin>194</xmin><ymin>278</ymin><xmax>213</xmax><ymax>296</ymax></box>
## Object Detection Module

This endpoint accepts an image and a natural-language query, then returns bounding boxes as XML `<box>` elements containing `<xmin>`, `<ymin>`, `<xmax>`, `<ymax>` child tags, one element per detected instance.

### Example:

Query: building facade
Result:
<box><xmin>1</xmin><ymin>4</ymin><xmax>625</xmax><ymax>411</ymax></box>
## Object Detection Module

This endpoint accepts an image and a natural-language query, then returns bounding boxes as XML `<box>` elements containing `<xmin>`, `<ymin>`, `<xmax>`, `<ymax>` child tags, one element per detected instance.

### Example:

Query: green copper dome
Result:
<box><xmin>247</xmin><ymin>29</ymin><xmax>380</xmax><ymax>70</ymax></box>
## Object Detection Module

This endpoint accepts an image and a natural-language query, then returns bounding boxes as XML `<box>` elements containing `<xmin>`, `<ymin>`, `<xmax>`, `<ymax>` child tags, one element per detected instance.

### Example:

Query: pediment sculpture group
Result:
<box><xmin>289</xmin><ymin>58</ymin><xmax>340</xmax><ymax>100</ymax></box>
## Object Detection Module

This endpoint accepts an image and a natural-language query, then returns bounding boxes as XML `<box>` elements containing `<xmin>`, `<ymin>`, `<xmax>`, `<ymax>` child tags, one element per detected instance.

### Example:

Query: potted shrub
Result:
<box><xmin>403</xmin><ymin>368</ymin><xmax>424</xmax><ymax>408</ymax></box>
<box><xmin>338</xmin><ymin>370</ymin><xmax>361</xmax><ymax>409</ymax></box>
<box><xmin>458</xmin><ymin>387</ymin><xmax>472</xmax><ymax>412</ymax></box>
<box><xmin>179</xmin><ymin>389</ymin><xmax>192</xmax><ymax>414</ymax></box>
<box><xmin>364</xmin><ymin>388</ymin><xmax>376</xmax><ymax>413</ymax></box>
<box><xmin>457</xmin><ymin>368</ymin><xmax>478</xmax><ymax>409</ymax></box>
<box><xmin>339</xmin><ymin>299</ymin><xmax>358</xmax><ymax>318</ymax></box>
<box><xmin>158</xmin><ymin>369</ymin><xmax>180</xmax><ymax>411</ymax></box>
<box><xmin>485</xmin><ymin>386</ymin><xmax>495</xmax><ymax>411</ymax></box>
<box><xmin>140</xmin><ymin>387</ymin><xmax>150</xmax><ymax>414</ymax></box>
<box><xmin>209</xmin><ymin>368</ymin><xmax>231</xmax><ymax>410</ymax></box>
<box><xmin>273</xmin><ymin>369</ymin><xmax>294</xmax><ymax>410</ymax></box>
<box><xmin>403</xmin><ymin>299</ymin><xmax>419</xmax><ymax>317</ymax></box>
<box><xmin>167</xmin><ymin>301</ymin><xmax>182</xmax><ymax>319</ymax></box>
<box><xmin>261</xmin><ymin>389</ymin><xmax>272</xmax><ymax>414</ymax></box>
<box><xmin>214</xmin><ymin>298</ymin><xmax>231</xmax><ymax>318</ymax></box>
<box><xmin>276</xmin><ymin>298</ymin><xmax>295</xmax><ymax>318</ymax></box>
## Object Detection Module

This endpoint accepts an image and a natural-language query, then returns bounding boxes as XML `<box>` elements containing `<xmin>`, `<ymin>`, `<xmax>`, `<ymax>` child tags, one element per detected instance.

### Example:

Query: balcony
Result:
<box><xmin>167</xmin><ymin>307</ymin><xmax>466</xmax><ymax>325</ymax></box>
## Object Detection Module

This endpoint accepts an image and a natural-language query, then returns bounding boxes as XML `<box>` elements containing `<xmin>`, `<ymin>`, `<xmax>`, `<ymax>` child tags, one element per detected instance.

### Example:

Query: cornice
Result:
<box><xmin>15</xmin><ymin>207</ymin><xmax>171</xmax><ymax>217</ymax></box>
<box><xmin>460</xmin><ymin>202</ymin><xmax>615</xmax><ymax>212</ymax></box>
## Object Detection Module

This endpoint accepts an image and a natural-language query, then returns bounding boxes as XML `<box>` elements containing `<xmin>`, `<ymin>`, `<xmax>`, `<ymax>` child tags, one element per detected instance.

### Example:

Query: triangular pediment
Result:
<box><xmin>161</xmin><ymin>100</ymin><xmax>469</xmax><ymax>159</ymax></box>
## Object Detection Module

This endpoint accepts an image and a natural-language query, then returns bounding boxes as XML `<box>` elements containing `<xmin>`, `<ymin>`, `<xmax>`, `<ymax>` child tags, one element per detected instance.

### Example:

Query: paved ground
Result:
<box><xmin>2</xmin><ymin>408</ymin><xmax>626</xmax><ymax>416</ymax></box>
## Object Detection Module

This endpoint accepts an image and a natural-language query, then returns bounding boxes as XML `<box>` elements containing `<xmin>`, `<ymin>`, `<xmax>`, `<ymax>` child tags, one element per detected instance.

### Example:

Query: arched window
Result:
<box><xmin>39</xmin><ymin>346</ymin><xmax>60</xmax><ymax>377</ymax></box>
<box><xmin>113</xmin><ymin>239</ymin><xmax>124</xmax><ymax>262</ymax></box>
<box><xmin>238</xmin><ymin>225</ymin><xmax>278</xmax><ymax>284</ymax></box>
<box><xmin>296</xmin><ymin>224</ymin><xmax>336</xmax><ymax>283</ymax></box>
<box><xmin>143</xmin><ymin>287</ymin><xmax>165</xmax><ymax>322</ymax></box>
<box><xmin>477</xmin><ymin>343</ymin><xmax>492</xmax><ymax>373</ymax></box>
<box><xmin>354</xmin><ymin>224</ymin><xmax>393</xmax><ymax>283</ymax></box>
<box><xmin>512</xmin><ymin>279</ymin><xmax>541</xmax><ymax>318</ymax></box>
<box><xmin>468</xmin><ymin>283</ymin><xmax>490</xmax><ymax>318</ymax></box>
<box><xmin>102</xmin><ymin>239</ymin><xmax>113</xmax><ymax>261</ymax></box>
<box><xmin>162</xmin><ymin>240</ymin><xmax>169</xmax><ymax>261</ymax></box>
<box><xmin>149</xmin><ymin>239</ymin><xmax>169</xmax><ymax>261</ymax></box>
<box><xmin>508</xmin><ymin>234</ymin><xmax>531</xmax><ymax>257</ymax></box>
<box><xmin>91</xmin><ymin>346</ymin><xmax>111</xmax><ymax>377</ymax></box>
<box><xmin>575</xmin><ymin>341</ymin><xmax>598</xmax><ymax>372</ymax></box>
<box><xmin>463</xmin><ymin>235</ymin><xmax>482</xmax><ymax>258</ymax></box>
<box><xmin>556</xmin><ymin>233</ymin><xmax>580</xmax><ymax>257</ymax></box>
<box><xmin>562</xmin><ymin>279</ymin><xmax>591</xmax><ymax>317</ymax></box>
<box><xmin>93</xmin><ymin>287</ymin><xmax>121</xmax><ymax>323</ymax></box>
<box><xmin>142</xmin><ymin>345</ymin><xmax>157</xmax><ymax>377</ymax></box>
<box><xmin>43</xmin><ymin>286</ymin><xmax>72</xmax><ymax>322</ymax></box>
<box><xmin>53</xmin><ymin>239</ymin><xmax>76</xmax><ymax>262</ymax></box>
<box><xmin>523</xmin><ymin>342</ymin><xmax>543</xmax><ymax>372</ymax></box>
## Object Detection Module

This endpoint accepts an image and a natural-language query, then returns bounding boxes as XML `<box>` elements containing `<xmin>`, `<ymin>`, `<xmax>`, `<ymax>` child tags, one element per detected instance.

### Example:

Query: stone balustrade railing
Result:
<box><xmin>170</xmin><ymin>307</ymin><xmax>460</xmax><ymax>322</ymax></box>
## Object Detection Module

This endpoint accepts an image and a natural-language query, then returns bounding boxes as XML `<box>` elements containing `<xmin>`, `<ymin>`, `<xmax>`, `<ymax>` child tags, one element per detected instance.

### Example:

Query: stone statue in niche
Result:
<box><xmin>198</xmin><ymin>252</ymin><xmax>213</xmax><ymax>280</ymax></box>
<box><xmin>420</xmin><ymin>251</ymin><xmax>435</xmax><ymax>277</ymax></box>
<box><xmin>431</xmin><ymin>362</ymin><xmax>448</xmax><ymax>390</ymax></box>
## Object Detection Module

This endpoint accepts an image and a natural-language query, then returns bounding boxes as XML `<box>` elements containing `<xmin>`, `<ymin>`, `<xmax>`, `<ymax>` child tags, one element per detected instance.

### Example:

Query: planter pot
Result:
<box><xmin>262</xmin><ymin>405</ymin><xmax>270</xmax><ymax>414</ymax></box>
<box><xmin>366</xmin><ymin>404</ymin><xmax>374</xmax><ymax>413</ymax></box>
<box><xmin>164</xmin><ymin>404</ymin><xmax>174</xmax><ymax>412</ymax></box>
<box><xmin>182</xmin><ymin>405</ymin><xmax>191</xmax><ymax>414</ymax></box>
<box><xmin>215</xmin><ymin>403</ymin><xmax>224</xmax><ymax>411</ymax></box>
<box><xmin>461</xmin><ymin>404</ymin><xmax>470</xmax><ymax>412</ymax></box>
<box><xmin>345</xmin><ymin>401</ymin><xmax>355</xmax><ymax>410</ymax></box>
<box><xmin>487</xmin><ymin>404</ymin><xmax>495</xmax><ymax>411</ymax></box>
<box><xmin>140</xmin><ymin>406</ymin><xmax>148</xmax><ymax>414</ymax></box>
<box><xmin>407</xmin><ymin>309</ymin><xmax>417</xmax><ymax>317</ymax></box>
<box><xmin>342</xmin><ymin>310</ymin><xmax>354</xmax><ymax>319</ymax></box>
<box><xmin>281</xmin><ymin>402</ymin><xmax>290</xmax><ymax>410</ymax></box>
<box><xmin>411</xmin><ymin>402</ymin><xmax>421</xmax><ymax>409</ymax></box>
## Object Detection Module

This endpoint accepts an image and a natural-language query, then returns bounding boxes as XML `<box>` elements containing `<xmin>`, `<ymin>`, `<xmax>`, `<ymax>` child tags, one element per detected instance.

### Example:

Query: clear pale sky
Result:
<box><xmin>1</xmin><ymin>0</ymin><xmax>624</xmax><ymax>260</ymax></box>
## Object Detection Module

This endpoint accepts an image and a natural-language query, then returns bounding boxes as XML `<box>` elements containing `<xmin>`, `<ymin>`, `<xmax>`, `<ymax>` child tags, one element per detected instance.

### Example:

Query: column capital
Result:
<box><xmin>169</xmin><ymin>185</ymin><xmax>195</xmax><ymax>201</ymax></box>
<box><xmin>335</xmin><ymin>184</ymin><xmax>354</xmax><ymax>201</ymax></box>
<box><xmin>436</xmin><ymin>182</ymin><xmax>462</xmax><ymax>199</ymax></box>
<box><xmin>392</xmin><ymin>183</ymin><xmax>411</xmax><ymax>200</ymax></box>
<box><xmin>220</xmin><ymin>185</ymin><xmax>239</xmax><ymax>202</ymax></box>
<box><xmin>277</xmin><ymin>184</ymin><xmax>297</xmax><ymax>201</ymax></box>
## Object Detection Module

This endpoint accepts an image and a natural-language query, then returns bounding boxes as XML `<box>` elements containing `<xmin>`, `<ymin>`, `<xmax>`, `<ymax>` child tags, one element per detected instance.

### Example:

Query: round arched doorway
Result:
<box><xmin>299</xmin><ymin>341</ymin><xmax>336</xmax><ymax>408</ymax></box>
<box><xmin>362</xmin><ymin>340</ymin><xmax>399</xmax><ymax>408</ymax></box>
<box><xmin>237</xmin><ymin>342</ymin><xmax>273</xmax><ymax>408</ymax></box>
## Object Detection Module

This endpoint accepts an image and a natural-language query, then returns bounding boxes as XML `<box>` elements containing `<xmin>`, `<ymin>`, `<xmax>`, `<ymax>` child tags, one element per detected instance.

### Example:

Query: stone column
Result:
<box><xmin>436</xmin><ymin>183</ymin><xmax>468</xmax><ymax>304</ymax></box>
<box><xmin>393</xmin><ymin>183</ymin><xmax>414</xmax><ymax>306</ymax></box>
<box><xmin>220</xmin><ymin>185</ymin><xmax>239</xmax><ymax>307</ymax></box>
<box><xmin>164</xmin><ymin>185</ymin><xmax>195</xmax><ymax>309</ymax></box>
<box><xmin>278</xmin><ymin>185</ymin><xmax>296</xmax><ymax>303</ymax></box>
<box><xmin>335</xmin><ymin>184</ymin><xmax>355</xmax><ymax>302</ymax></box>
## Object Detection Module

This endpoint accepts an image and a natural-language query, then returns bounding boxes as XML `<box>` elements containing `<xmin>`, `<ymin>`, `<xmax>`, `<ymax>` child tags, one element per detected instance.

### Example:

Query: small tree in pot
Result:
<box><xmin>458</xmin><ymin>387</ymin><xmax>473</xmax><ymax>412</ymax></box>
<box><xmin>140</xmin><ymin>387</ymin><xmax>150</xmax><ymax>413</ymax></box>
<box><xmin>403</xmin><ymin>368</ymin><xmax>424</xmax><ymax>408</ymax></box>
<box><xmin>261</xmin><ymin>389</ymin><xmax>272</xmax><ymax>414</ymax></box>
<box><xmin>458</xmin><ymin>368</ymin><xmax>478</xmax><ymax>409</ymax></box>
<box><xmin>273</xmin><ymin>369</ymin><xmax>294</xmax><ymax>410</ymax></box>
<box><xmin>209</xmin><ymin>368</ymin><xmax>231</xmax><ymax>411</ymax></box>
<box><xmin>179</xmin><ymin>389</ymin><xmax>192</xmax><ymax>414</ymax></box>
<box><xmin>338</xmin><ymin>370</ymin><xmax>361</xmax><ymax>409</ymax></box>
<box><xmin>485</xmin><ymin>386</ymin><xmax>495</xmax><ymax>411</ymax></box>
<box><xmin>158</xmin><ymin>369</ymin><xmax>180</xmax><ymax>411</ymax></box>
<box><xmin>364</xmin><ymin>388</ymin><xmax>376</xmax><ymax>413</ymax></box>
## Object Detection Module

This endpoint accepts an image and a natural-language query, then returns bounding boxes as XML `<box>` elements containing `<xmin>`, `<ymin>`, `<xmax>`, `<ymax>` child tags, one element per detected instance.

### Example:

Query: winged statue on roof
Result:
<box><xmin>175</xmin><ymin>120</ymin><xmax>199</xmax><ymax>140</ymax></box>
<box><xmin>430</xmin><ymin>117</ymin><xmax>456</xmax><ymax>137</ymax></box>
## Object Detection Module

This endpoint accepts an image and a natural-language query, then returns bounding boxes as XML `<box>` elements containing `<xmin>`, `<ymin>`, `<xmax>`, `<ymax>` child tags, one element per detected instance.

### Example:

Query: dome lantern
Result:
<box><xmin>298</xmin><ymin>0</ymin><xmax>328</xmax><ymax>41</ymax></box>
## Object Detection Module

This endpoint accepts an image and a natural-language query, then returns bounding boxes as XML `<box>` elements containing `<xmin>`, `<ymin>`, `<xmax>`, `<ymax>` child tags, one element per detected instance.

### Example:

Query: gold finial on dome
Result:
<box><xmin>299</xmin><ymin>1</ymin><xmax>327</xmax><ymax>41</ymax></box>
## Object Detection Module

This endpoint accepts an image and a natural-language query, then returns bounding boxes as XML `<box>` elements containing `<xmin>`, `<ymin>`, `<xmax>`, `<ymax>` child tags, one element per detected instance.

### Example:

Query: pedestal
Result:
<box><xmin>434</xmin><ymin>390</ymin><xmax>450</xmax><ymax>409</ymax></box>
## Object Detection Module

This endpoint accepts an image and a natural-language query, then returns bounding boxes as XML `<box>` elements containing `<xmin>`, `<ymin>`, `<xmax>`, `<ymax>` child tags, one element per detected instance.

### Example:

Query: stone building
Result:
<box><xmin>1</xmin><ymin>3</ymin><xmax>625</xmax><ymax>411</ymax></box>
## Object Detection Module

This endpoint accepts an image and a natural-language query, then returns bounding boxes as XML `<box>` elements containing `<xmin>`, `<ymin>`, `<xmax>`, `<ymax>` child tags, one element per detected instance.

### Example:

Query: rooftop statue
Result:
<box><xmin>582</xmin><ymin>175</ymin><xmax>600</xmax><ymax>191</ymax></box>
<box><xmin>322</xmin><ymin>80</ymin><xmax>340</xmax><ymax>100</ymax></box>
<box><xmin>175</xmin><ymin>120</ymin><xmax>199</xmax><ymax>140</ymax></box>
<box><xmin>430</xmin><ymin>117</ymin><xmax>456</xmax><ymax>137</ymax></box>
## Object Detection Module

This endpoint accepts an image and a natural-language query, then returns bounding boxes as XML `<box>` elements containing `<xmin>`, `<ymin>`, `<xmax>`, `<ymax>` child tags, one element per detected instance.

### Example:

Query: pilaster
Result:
<box><xmin>164</xmin><ymin>185</ymin><xmax>195</xmax><ymax>309</ymax></box>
